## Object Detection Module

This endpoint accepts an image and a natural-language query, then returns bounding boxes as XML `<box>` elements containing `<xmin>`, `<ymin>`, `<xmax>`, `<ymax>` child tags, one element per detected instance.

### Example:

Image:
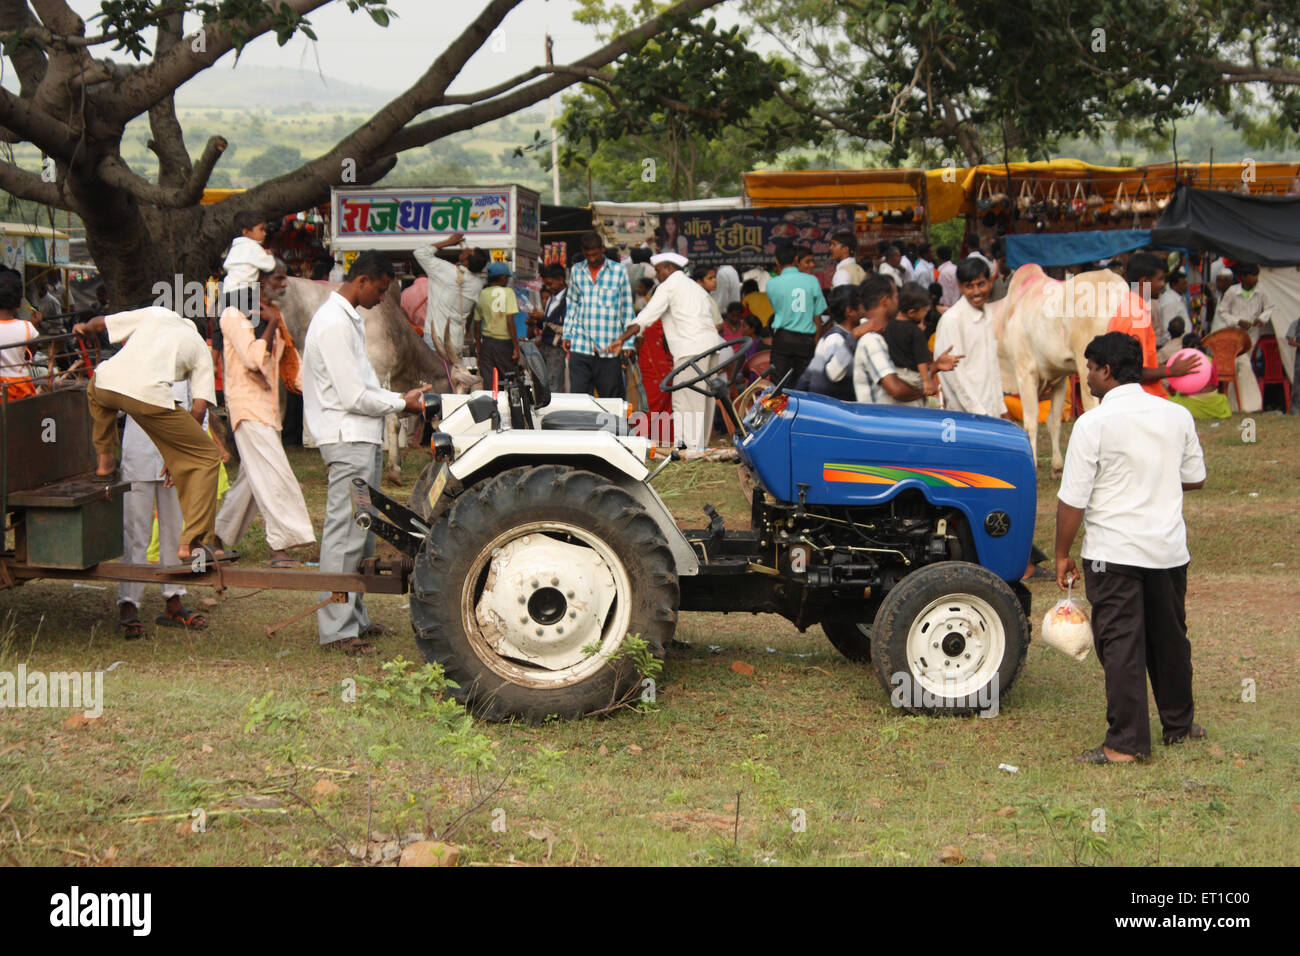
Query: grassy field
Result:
<box><xmin>1</xmin><ymin>410</ymin><xmax>1297</xmax><ymax>867</ymax></box>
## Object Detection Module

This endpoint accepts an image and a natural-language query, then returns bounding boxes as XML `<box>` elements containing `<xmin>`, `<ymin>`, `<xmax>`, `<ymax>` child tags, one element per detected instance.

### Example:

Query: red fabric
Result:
<box><xmin>637</xmin><ymin>325</ymin><xmax>675</xmax><ymax>443</ymax></box>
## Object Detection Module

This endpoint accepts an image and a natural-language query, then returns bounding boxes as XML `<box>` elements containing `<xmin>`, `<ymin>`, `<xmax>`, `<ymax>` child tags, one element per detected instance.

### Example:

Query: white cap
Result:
<box><xmin>650</xmin><ymin>252</ymin><xmax>688</xmax><ymax>268</ymax></box>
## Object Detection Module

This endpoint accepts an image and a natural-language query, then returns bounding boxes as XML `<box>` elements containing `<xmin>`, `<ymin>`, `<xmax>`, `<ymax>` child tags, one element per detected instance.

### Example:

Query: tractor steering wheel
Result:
<box><xmin>660</xmin><ymin>337</ymin><xmax>753</xmax><ymax>397</ymax></box>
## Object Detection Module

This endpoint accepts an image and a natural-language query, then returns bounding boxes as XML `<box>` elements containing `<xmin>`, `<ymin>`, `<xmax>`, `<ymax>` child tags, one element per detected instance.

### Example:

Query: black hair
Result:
<box><xmin>344</xmin><ymin>250</ymin><xmax>395</xmax><ymax>283</ymax></box>
<box><xmin>741</xmin><ymin>278</ymin><xmax>759</xmax><ymax>296</ymax></box>
<box><xmin>542</xmin><ymin>264</ymin><xmax>567</xmax><ymax>281</ymax></box>
<box><xmin>1235</xmin><ymin>262</ymin><xmax>1260</xmax><ymax>276</ymax></box>
<box><xmin>956</xmin><ymin>256</ymin><xmax>991</xmax><ymax>284</ymax></box>
<box><xmin>916</xmin><ymin>242</ymin><xmax>933</xmax><ymax>259</ymax></box>
<box><xmin>936</xmin><ymin>245</ymin><xmax>952</xmax><ymax>263</ymax></box>
<box><xmin>725</xmin><ymin>300</ymin><xmax>743</xmax><ymax>315</ymax></box>
<box><xmin>743</xmin><ymin>315</ymin><xmax>764</xmax><ymax>336</ymax></box>
<box><xmin>830</xmin><ymin>230</ymin><xmax>857</xmax><ymax>249</ymax></box>
<box><xmin>1182</xmin><ymin>331</ymin><xmax>1202</xmax><ymax>349</ymax></box>
<box><xmin>860</xmin><ymin>274</ymin><xmax>895</xmax><ymax>311</ymax></box>
<box><xmin>876</xmin><ymin>239</ymin><xmax>891</xmax><ymax>254</ymax></box>
<box><xmin>1166</xmin><ymin>316</ymin><xmax>1186</xmax><ymax>338</ymax></box>
<box><xmin>794</xmin><ymin>245</ymin><xmax>813</xmax><ymax>260</ymax></box>
<box><xmin>775</xmin><ymin>244</ymin><xmax>798</xmax><ymax>267</ymax></box>
<box><xmin>927</xmin><ymin>281</ymin><xmax>943</xmax><ymax>302</ymax></box>
<box><xmin>825</xmin><ymin>284</ymin><xmax>864</xmax><ymax>325</ymax></box>
<box><xmin>1125</xmin><ymin>251</ymin><xmax>1165</xmax><ymax>284</ymax></box>
<box><xmin>691</xmin><ymin>264</ymin><xmax>715</xmax><ymax>281</ymax></box>
<box><xmin>897</xmin><ymin>281</ymin><xmax>931</xmax><ymax>314</ymax></box>
<box><xmin>885</xmin><ymin>244</ymin><xmax>901</xmax><ymax>257</ymax></box>
<box><xmin>630</xmin><ymin>246</ymin><xmax>652</xmax><ymax>264</ymax></box>
<box><xmin>1084</xmin><ymin>331</ymin><xmax>1144</xmax><ymax>385</ymax></box>
<box><xmin>579</xmin><ymin>232</ymin><xmax>605</xmax><ymax>252</ymax></box>
<box><xmin>0</xmin><ymin>270</ymin><xmax>24</xmax><ymax>310</ymax></box>
<box><xmin>635</xmin><ymin>277</ymin><xmax>655</xmax><ymax>294</ymax></box>
<box><xmin>1167</xmin><ymin>270</ymin><xmax>1186</xmax><ymax>284</ymax></box>
<box><xmin>466</xmin><ymin>248</ymin><xmax>489</xmax><ymax>274</ymax></box>
<box><xmin>233</xmin><ymin>210</ymin><xmax>266</xmax><ymax>234</ymax></box>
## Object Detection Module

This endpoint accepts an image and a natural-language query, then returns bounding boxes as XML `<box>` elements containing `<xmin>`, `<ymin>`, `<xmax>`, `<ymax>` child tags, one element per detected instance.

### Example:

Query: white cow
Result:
<box><xmin>279</xmin><ymin>277</ymin><xmax>480</xmax><ymax>483</ymax></box>
<box><xmin>992</xmin><ymin>265</ymin><xmax>1132</xmax><ymax>475</ymax></box>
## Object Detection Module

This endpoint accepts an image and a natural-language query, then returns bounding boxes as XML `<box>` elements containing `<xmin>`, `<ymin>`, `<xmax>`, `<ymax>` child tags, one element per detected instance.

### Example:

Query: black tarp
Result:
<box><xmin>1151</xmin><ymin>185</ymin><xmax>1300</xmax><ymax>266</ymax></box>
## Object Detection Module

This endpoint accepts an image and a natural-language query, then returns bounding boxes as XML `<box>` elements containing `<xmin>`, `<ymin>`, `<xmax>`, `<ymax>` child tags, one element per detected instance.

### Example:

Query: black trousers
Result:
<box><xmin>569</xmin><ymin>351</ymin><xmax>624</xmax><ymax>398</ymax></box>
<box><xmin>1083</xmin><ymin>560</ymin><xmax>1194</xmax><ymax>757</ymax></box>
<box><xmin>478</xmin><ymin>336</ymin><xmax>517</xmax><ymax>386</ymax></box>
<box><xmin>768</xmin><ymin>328</ymin><xmax>815</xmax><ymax>390</ymax></box>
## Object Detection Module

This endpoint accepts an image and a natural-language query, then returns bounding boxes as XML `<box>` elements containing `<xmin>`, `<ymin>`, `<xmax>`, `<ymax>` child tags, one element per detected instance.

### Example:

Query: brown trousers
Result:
<box><xmin>87</xmin><ymin>380</ymin><xmax>220</xmax><ymax>550</ymax></box>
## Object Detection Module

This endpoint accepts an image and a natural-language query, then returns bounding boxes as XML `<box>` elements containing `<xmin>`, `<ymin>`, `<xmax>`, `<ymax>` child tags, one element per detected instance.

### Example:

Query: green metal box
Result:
<box><xmin>10</xmin><ymin>478</ymin><xmax>128</xmax><ymax>570</ymax></box>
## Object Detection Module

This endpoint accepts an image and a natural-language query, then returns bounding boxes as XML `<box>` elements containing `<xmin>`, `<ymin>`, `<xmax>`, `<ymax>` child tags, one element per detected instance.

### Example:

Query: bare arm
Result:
<box><xmin>72</xmin><ymin>315</ymin><xmax>108</xmax><ymax>337</ymax></box>
<box><xmin>1054</xmin><ymin>501</ymin><xmax>1085</xmax><ymax>589</ymax></box>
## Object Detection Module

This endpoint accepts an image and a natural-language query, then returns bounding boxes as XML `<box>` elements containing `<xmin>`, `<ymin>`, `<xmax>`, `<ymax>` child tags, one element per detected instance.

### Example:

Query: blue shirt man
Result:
<box><xmin>563</xmin><ymin>233</ymin><xmax>634</xmax><ymax>397</ymax></box>
<box><xmin>764</xmin><ymin>244</ymin><xmax>827</xmax><ymax>388</ymax></box>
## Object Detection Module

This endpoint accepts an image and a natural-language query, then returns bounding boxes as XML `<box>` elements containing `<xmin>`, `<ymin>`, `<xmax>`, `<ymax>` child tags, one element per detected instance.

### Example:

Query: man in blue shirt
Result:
<box><xmin>765</xmin><ymin>244</ymin><xmax>828</xmax><ymax>388</ymax></box>
<box><xmin>563</xmin><ymin>232</ymin><xmax>634</xmax><ymax>397</ymax></box>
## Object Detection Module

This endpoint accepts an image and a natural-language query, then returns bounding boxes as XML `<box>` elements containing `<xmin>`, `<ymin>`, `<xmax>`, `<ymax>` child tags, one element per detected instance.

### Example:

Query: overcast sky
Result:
<box><xmin>57</xmin><ymin>0</ymin><xmax>751</xmax><ymax>96</ymax></box>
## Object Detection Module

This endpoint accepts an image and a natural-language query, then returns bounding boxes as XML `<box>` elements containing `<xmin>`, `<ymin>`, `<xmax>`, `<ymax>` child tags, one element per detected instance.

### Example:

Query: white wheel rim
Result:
<box><xmin>904</xmin><ymin>592</ymin><xmax>1005</xmax><ymax>699</ymax></box>
<box><xmin>462</xmin><ymin>521</ymin><xmax>632</xmax><ymax>688</ymax></box>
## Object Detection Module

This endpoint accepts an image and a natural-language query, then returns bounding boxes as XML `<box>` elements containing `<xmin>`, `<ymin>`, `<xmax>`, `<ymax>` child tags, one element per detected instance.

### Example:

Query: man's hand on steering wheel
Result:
<box><xmin>660</xmin><ymin>337</ymin><xmax>753</xmax><ymax>396</ymax></box>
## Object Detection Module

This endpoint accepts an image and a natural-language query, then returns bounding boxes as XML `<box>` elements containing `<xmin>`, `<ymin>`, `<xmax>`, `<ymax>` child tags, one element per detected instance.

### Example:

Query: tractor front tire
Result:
<box><xmin>870</xmin><ymin>562</ymin><xmax>1029</xmax><ymax>716</ymax></box>
<box><xmin>410</xmin><ymin>465</ymin><xmax>679</xmax><ymax>722</ymax></box>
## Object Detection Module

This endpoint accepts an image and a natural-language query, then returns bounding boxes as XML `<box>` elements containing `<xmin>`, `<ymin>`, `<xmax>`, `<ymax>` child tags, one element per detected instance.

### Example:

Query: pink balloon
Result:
<box><xmin>1166</xmin><ymin>348</ymin><xmax>1213</xmax><ymax>394</ymax></box>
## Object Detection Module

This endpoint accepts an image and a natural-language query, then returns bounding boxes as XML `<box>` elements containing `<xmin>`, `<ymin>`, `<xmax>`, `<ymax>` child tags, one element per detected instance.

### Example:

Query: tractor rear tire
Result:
<box><xmin>820</xmin><ymin>600</ymin><xmax>881</xmax><ymax>662</ymax></box>
<box><xmin>410</xmin><ymin>465</ymin><xmax>679</xmax><ymax>722</ymax></box>
<box><xmin>870</xmin><ymin>562</ymin><xmax>1029</xmax><ymax>716</ymax></box>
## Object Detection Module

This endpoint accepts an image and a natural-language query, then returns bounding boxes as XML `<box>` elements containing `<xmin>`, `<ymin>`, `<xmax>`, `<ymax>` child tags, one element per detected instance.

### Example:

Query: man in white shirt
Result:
<box><xmin>605</xmin><ymin>252</ymin><xmax>727</xmax><ymax>451</ymax></box>
<box><xmin>1055</xmin><ymin>331</ymin><xmax>1207</xmax><ymax>764</ymax></box>
<box><xmin>910</xmin><ymin>243</ymin><xmax>936</xmax><ymax>286</ymax></box>
<box><xmin>877</xmin><ymin>245</ymin><xmax>906</xmax><ymax>287</ymax></box>
<box><xmin>1157</xmin><ymin>270</ymin><xmax>1191</xmax><ymax>347</ymax></box>
<box><xmin>933</xmin><ymin>257</ymin><xmax>1006</xmax><ymax>418</ymax></box>
<box><xmin>302</xmin><ymin>251</ymin><xmax>430</xmax><ymax>653</ymax></box>
<box><xmin>935</xmin><ymin>246</ymin><xmax>960</xmax><ymax>307</ymax></box>
<box><xmin>74</xmin><ymin>306</ymin><xmax>222</xmax><ymax>565</ymax></box>
<box><xmin>1213</xmin><ymin>263</ymin><xmax>1271</xmax><ymax>412</ymax></box>
<box><xmin>830</xmin><ymin>231</ymin><xmax>866</xmax><ymax>288</ymax></box>
<box><xmin>710</xmin><ymin>263</ymin><xmax>741</xmax><ymax>314</ymax></box>
<box><xmin>414</xmin><ymin>231</ymin><xmax>489</xmax><ymax>359</ymax></box>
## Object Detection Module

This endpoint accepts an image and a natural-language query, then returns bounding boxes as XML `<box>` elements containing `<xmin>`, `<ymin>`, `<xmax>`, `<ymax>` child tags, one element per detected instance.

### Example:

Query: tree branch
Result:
<box><xmin>0</xmin><ymin>157</ymin><xmax>78</xmax><ymax>211</ymax></box>
<box><xmin>1201</xmin><ymin>57</ymin><xmax>1300</xmax><ymax>85</ymax></box>
<box><xmin>146</xmin><ymin>13</ymin><xmax>191</xmax><ymax>189</ymax></box>
<box><xmin>386</xmin><ymin>0</ymin><xmax>727</xmax><ymax>153</ymax></box>
<box><xmin>104</xmin><ymin>0</ymin><xmax>334</xmax><ymax>122</ymax></box>
<box><xmin>96</xmin><ymin>135</ymin><xmax>226</xmax><ymax>208</ymax></box>
<box><xmin>0</xmin><ymin>85</ymin><xmax>77</xmax><ymax>154</ymax></box>
<box><xmin>0</xmin><ymin>0</ymin><xmax>49</xmax><ymax>94</ymax></box>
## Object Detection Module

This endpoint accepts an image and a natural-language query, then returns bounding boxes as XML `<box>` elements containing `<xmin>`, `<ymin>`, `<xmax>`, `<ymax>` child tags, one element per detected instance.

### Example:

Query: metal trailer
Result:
<box><xmin>0</xmin><ymin>334</ymin><xmax>407</xmax><ymax>631</ymax></box>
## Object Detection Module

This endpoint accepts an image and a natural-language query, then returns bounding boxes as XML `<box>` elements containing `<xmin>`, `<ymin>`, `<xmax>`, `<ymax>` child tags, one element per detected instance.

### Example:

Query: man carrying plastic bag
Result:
<box><xmin>1054</xmin><ymin>332</ymin><xmax>1207</xmax><ymax>765</ymax></box>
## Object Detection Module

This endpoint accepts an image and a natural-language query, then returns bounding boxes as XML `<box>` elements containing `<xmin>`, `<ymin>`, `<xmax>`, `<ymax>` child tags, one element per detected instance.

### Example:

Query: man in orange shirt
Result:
<box><xmin>1108</xmin><ymin>252</ymin><xmax>1202</xmax><ymax>398</ymax></box>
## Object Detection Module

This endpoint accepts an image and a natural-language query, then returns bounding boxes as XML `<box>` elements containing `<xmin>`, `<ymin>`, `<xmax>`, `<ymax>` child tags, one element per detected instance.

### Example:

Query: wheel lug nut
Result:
<box><xmin>535</xmin><ymin>628</ymin><xmax>544</xmax><ymax>636</ymax></box>
<box><xmin>557</xmin><ymin>627</ymin><xmax>564</xmax><ymax>634</ymax></box>
<box><xmin>518</xmin><ymin>596</ymin><xmax>526</xmax><ymax>604</ymax></box>
<box><xmin>964</xmin><ymin>653</ymin><xmax>971</xmax><ymax>659</ymax></box>
<box><xmin>531</xmin><ymin>581</ymin><xmax>538</xmax><ymax>589</ymax></box>
<box><xmin>569</xmin><ymin>611</ymin><xmax>576</xmax><ymax>619</ymax></box>
<box><xmin>551</xmin><ymin>578</ymin><xmax>559</xmax><ymax>586</ymax></box>
<box><xmin>519</xmin><ymin>617</ymin><xmax>527</xmax><ymax>624</ymax></box>
<box><xmin>932</xmin><ymin>642</ymin><xmax>939</xmax><ymax>649</ymax></box>
<box><xmin>567</xmin><ymin>591</ymin><xmax>574</xmax><ymax>598</ymax></box>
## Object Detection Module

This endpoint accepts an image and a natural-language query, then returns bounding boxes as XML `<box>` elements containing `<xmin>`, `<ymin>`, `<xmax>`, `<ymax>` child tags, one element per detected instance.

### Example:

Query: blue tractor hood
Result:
<box><xmin>737</xmin><ymin>391</ymin><xmax>1038</xmax><ymax>581</ymax></box>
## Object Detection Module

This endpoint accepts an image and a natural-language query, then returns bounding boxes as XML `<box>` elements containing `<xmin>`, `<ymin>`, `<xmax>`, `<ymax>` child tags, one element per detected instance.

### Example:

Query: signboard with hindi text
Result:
<box><xmin>330</xmin><ymin>185</ymin><xmax>542</xmax><ymax>257</ymax></box>
<box><xmin>669</xmin><ymin>205</ymin><xmax>862</xmax><ymax>272</ymax></box>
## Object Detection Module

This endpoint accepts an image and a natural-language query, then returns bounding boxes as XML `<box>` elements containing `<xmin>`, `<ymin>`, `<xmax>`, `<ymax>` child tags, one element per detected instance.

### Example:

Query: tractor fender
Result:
<box><xmin>447</xmin><ymin>431</ymin><xmax>699</xmax><ymax>576</ymax></box>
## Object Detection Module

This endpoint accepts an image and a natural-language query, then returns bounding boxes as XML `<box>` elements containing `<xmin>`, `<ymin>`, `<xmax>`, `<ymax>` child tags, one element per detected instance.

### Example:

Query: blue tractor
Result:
<box><xmin>355</xmin><ymin>339</ymin><xmax>1037</xmax><ymax>721</ymax></box>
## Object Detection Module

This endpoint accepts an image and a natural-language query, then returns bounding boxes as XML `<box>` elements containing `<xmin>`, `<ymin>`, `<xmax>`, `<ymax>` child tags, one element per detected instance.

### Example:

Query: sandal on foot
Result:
<box><xmin>1163</xmin><ymin>724</ymin><xmax>1207</xmax><ymax>746</ymax></box>
<box><xmin>324</xmin><ymin>637</ymin><xmax>377</xmax><ymax>656</ymax></box>
<box><xmin>1077</xmin><ymin>746</ymin><xmax>1143</xmax><ymax>765</ymax></box>
<box><xmin>118</xmin><ymin>616</ymin><xmax>146</xmax><ymax>640</ymax></box>
<box><xmin>156</xmin><ymin>606</ymin><xmax>208</xmax><ymax>629</ymax></box>
<box><xmin>266</xmin><ymin>557</ymin><xmax>305</xmax><ymax>569</ymax></box>
<box><xmin>359</xmin><ymin>623</ymin><xmax>390</xmax><ymax>638</ymax></box>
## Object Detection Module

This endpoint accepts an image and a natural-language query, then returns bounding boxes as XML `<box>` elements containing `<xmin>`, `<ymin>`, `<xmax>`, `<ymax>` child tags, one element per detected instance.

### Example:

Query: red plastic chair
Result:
<box><xmin>1201</xmin><ymin>328</ymin><xmax>1251</xmax><ymax>409</ymax></box>
<box><xmin>1251</xmin><ymin>335</ymin><xmax>1291</xmax><ymax>410</ymax></box>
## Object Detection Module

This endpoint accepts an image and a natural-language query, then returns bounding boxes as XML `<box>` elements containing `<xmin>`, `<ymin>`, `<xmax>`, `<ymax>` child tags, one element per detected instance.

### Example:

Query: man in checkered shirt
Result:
<box><xmin>562</xmin><ymin>232</ymin><xmax>635</xmax><ymax>396</ymax></box>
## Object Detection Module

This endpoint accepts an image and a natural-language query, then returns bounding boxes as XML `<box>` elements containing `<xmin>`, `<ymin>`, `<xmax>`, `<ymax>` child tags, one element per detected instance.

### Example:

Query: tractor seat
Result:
<box><xmin>539</xmin><ymin>410</ymin><xmax>628</xmax><ymax>435</ymax></box>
